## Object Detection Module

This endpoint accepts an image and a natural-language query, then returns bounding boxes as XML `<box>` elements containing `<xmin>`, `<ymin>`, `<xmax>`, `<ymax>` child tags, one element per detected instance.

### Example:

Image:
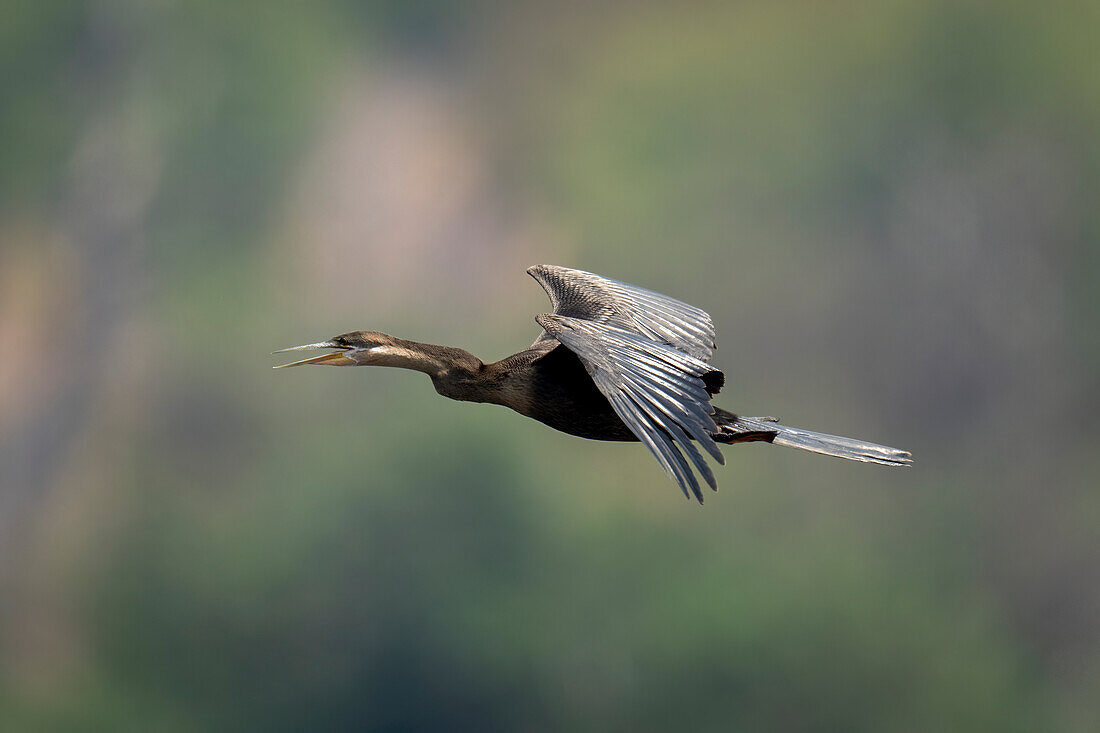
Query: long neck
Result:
<box><xmin>363</xmin><ymin>338</ymin><xmax>483</xmax><ymax>381</ymax></box>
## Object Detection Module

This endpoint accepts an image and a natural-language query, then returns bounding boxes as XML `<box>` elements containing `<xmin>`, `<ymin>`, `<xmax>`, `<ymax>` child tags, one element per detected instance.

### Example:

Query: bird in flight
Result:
<box><xmin>275</xmin><ymin>265</ymin><xmax>911</xmax><ymax>501</ymax></box>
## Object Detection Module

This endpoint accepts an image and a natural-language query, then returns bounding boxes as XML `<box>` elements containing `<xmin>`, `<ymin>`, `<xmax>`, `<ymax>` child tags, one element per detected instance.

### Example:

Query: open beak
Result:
<box><xmin>272</xmin><ymin>341</ymin><xmax>356</xmax><ymax>368</ymax></box>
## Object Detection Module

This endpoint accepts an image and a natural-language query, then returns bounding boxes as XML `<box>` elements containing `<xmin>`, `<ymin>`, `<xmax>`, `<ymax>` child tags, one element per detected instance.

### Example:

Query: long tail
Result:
<box><xmin>713</xmin><ymin>413</ymin><xmax>912</xmax><ymax>467</ymax></box>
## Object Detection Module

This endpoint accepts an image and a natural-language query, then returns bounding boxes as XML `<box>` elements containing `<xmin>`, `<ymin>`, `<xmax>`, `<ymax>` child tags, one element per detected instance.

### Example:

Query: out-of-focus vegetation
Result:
<box><xmin>2</xmin><ymin>1</ymin><xmax>1097</xmax><ymax>730</ymax></box>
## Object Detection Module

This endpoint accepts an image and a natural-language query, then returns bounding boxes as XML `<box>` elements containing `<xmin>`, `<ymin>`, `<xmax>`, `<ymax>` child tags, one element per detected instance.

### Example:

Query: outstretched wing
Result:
<box><xmin>536</xmin><ymin>314</ymin><xmax>725</xmax><ymax>502</ymax></box>
<box><xmin>527</xmin><ymin>264</ymin><xmax>717</xmax><ymax>361</ymax></box>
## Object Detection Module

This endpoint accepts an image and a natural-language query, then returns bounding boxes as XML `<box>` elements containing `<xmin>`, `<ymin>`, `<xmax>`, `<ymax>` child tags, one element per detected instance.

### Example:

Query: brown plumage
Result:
<box><xmin>274</xmin><ymin>265</ymin><xmax>911</xmax><ymax>502</ymax></box>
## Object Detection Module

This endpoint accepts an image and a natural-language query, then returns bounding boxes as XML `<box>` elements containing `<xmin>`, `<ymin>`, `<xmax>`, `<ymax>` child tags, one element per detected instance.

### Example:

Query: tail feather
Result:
<box><xmin>715</xmin><ymin>415</ymin><xmax>912</xmax><ymax>467</ymax></box>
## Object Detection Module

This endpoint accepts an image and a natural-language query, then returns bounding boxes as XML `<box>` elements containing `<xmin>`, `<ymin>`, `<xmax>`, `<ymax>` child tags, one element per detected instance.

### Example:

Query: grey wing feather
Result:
<box><xmin>528</xmin><ymin>265</ymin><xmax>717</xmax><ymax>361</ymax></box>
<box><xmin>536</xmin><ymin>314</ymin><xmax>725</xmax><ymax>502</ymax></box>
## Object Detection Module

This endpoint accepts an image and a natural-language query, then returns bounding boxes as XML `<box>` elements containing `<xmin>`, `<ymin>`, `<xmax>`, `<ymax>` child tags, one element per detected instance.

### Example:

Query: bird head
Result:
<box><xmin>272</xmin><ymin>331</ymin><xmax>394</xmax><ymax>368</ymax></box>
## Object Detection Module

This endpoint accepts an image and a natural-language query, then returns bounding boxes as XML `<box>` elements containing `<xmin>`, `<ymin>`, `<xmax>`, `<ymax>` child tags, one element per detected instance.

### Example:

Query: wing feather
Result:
<box><xmin>528</xmin><ymin>265</ymin><xmax>716</xmax><ymax>361</ymax></box>
<box><xmin>536</xmin><ymin>313</ymin><xmax>724</xmax><ymax>501</ymax></box>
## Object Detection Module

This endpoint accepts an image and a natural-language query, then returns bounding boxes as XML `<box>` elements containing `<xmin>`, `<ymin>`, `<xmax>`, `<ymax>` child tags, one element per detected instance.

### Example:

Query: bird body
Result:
<box><xmin>481</xmin><ymin>342</ymin><xmax>639</xmax><ymax>441</ymax></box>
<box><xmin>275</xmin><ymin>265</ymin><xmax>911</xmax><ymax>501</ymax></box>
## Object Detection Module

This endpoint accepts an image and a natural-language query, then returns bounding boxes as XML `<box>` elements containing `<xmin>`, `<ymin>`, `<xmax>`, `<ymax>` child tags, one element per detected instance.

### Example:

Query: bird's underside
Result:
<box><xmin>275</xmin><ymin>264</ymin><xmax>911</xmax><ymax>502</ymax></box>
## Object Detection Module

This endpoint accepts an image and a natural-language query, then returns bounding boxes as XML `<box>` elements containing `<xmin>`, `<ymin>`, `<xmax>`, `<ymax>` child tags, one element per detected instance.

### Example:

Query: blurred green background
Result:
<box><xmin>2</xmin><ymin>1</ymin><xmax>1098</xmax><ymax>730</ymax></box>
